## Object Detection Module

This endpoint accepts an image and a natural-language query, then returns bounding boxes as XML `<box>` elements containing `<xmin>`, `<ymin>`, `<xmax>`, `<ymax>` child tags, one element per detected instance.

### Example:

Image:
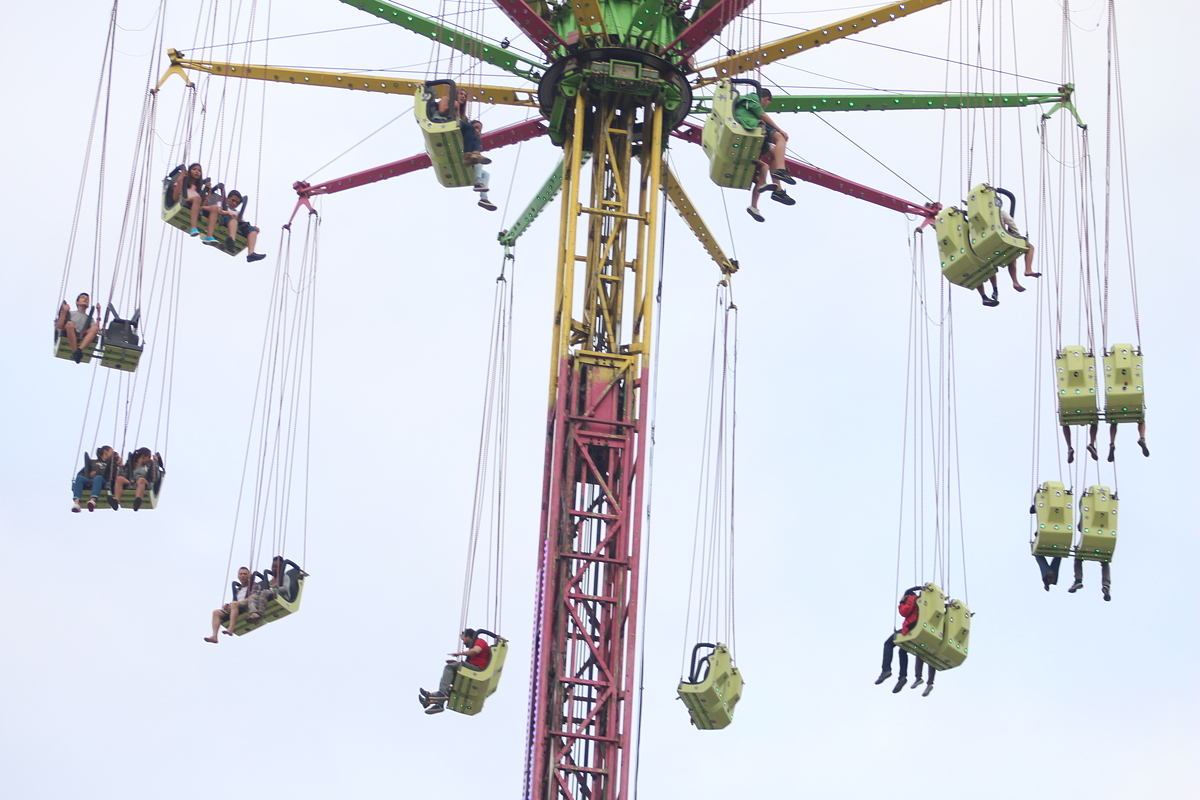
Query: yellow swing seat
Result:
<box><xmin>1076</xmin><ymin>485</ymin><xmax>1117</xmax><ymax>562</ymax></box>
<box><xmin>415</xmin><ymin>80</ymin><xmax>474</xmax><ymax>188</ymax></box>
<box><xmin>447</xmin><ymin>633</ymin><xmax>508</xmax><ymax>716</ymax></box>
<box><xmin>1032</xmin><ymin>480</ymin><xmax>1074</xmax><ymax>557</ymax></box>
<box><xmin>160</xmin><ymin>173</ymin><xmax>250</xmax><ymax>255</ymax></box>
<box><xmin>230</xmin><ymin>570</ymin><xmax>306</xmax><ymax>635</ymax></box>
<box><xmin>701</xmin><ymin>79</ymin><xmax>766</xmax><ymax>190</ymax></box>
<box><xmin>936</xmin><ymin>206</ymin><xmax>991</xmax><ymax>288</ymax></box>
<box><xmin>928</xmin><ymin>598</ymin><xmax>971</xmax><ymax>670</ymax></box>
<box><xmin>53</xmin><ymin>330</ymin><xmax>97</xmax><ymax>363</ymax></box>
<box><xmin>965</xmin><ymin>183</ymin><xmax>1030</xmax><ymax>272</ymax></box>
<box><xmin>77</xmin><ymin>451</ymin><xmax>164</xmax><ymax>509</ymax></box>
<box><xmin>1103</xmin><ymin>343</ymin><xmax>1145</xmax><ymax>423</ymax></box>
<box><xmin>677</xmin><ymin>642</ymin><xmax>743</xmax><ymax>730</ymax></box>
<box><xmin>1056</xmin><ymin>345</ymin><xmax>1100</xmax><ymax>426</ymax></box>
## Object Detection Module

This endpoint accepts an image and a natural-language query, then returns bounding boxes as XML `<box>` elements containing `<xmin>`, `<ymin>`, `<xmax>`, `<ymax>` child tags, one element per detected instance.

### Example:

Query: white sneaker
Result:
<box><xmin>86</xmin><ymin>499</ymin><xmax>96</xmax><ymax>512</ymax></box>
<box><xmin>71</xmin><ymin>500</ymin><xmax>82</xmax><ymax>513</ymax></box>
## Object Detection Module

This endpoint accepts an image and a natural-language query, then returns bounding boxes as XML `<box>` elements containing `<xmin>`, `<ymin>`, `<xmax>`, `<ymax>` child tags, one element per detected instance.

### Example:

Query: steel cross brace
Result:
<box><xmin>671</xmin><ymin>121</ymin><xmax>938</xmax><ymax>220</ymax></box>
<box><xmin>661</xmin><ymin>0</ymin><xmax>757</xmax><ymax>61</ymax></box>
<box><xmin>689</xmin><ymin>89</ymin><xmax>1077</xmax><ymax>116</ymax></box>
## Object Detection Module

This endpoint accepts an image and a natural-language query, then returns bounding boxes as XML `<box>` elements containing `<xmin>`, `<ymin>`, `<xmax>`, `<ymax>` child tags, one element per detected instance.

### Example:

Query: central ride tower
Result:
<box><xmin>525</xmin><ymin>5</ymin><xmax>695</xmax><ymax>799</ymax></box>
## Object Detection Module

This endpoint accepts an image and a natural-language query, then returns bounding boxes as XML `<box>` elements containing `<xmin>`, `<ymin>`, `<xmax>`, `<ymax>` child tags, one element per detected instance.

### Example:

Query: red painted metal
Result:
<box><xmin>490</xmin><ymin>0</ymin><xmax>567</xmax><ymax>57</ymax></box>
<box><xmin>662</xmin><ymin>0</ymin><xmax>759</xmax><ymax>60</ymax></box>
<box><xmin>671</xmin><ymin>121</ymin><xmax>940</xmax><ymax>219</ymax></box>
<box><xmin>526</xmin><ymin>353</ymin><xmax>649</xmax><ymax>800</ymax></box>
<box><xmin>282</xmin><ymin>118</ymin><xmax>549</xmax><ymax>224</ymax></box>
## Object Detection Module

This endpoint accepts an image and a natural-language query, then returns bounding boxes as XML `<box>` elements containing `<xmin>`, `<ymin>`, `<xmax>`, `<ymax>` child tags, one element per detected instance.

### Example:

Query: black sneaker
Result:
<box><xmin>247</xmin><ymin>252</ymin><xmax>266</xmax><ymax>263</ymax></box>
<box><xmin>107</xmin><ymin>496</ymin><xmax>120</xmax><ymax>511</ymax></box>
<box><xmin>1068</xmin><ymin>581</ymin><xmax>1082</xmax><ymax>593</ymax></box>
<box><xmin>133</xmin><ymin>497</ymin><xmax>143</xmax><ymax>511</ymax></box>
<box><xmin>1103</xmin><ymin>586</ymin><xmax>1111</xmax><ymax>602</ymax></box>
<box><xmin>770</xmin><ymin>189</ymin><xmax>795</xmax><ymax>206</ymax></box>
<box><xmin>982</xmin><ymin>297</ymin><xmax>999</xmax><ymax>307</ymax></box>
<box><xmin>771</xmin><ymin>168</ymin><xmax>796</xmax><ymax>186</ymax></box>
<box><xmin>73</xmin><ymin>349</ymin><xmax>84</xmax><ymax>364</ymax></box>
<box><xmin>424</xmin><ymin>704</ymin><xmax>444</xmax><ymax>715</ymax></box>
<box><xmin>892</xmin><ymin>677</ymin><xmax>908</xmax><ymax>693</ymax></box>
<box><xmin>874</xmin><ymin>670</ymin><xmax>892</xmax><ymax>685</ymax></box>
<box><xmin>746</xmin><ymin>207</ymin><xmax>765</xmax><ymax>223</ymax></box>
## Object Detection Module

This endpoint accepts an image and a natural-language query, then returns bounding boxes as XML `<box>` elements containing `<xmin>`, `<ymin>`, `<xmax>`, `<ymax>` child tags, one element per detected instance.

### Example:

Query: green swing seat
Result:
<box><xmin>415</xmin><ymin>81</ymin><xmax>474</xmax><ymax>189</ymax></box>
<box><xmin>1077</xmin><ymin>485</ymin><xmax>1117</xmax><ymax>562</ymax></box>
<box><xmin>77</xmin><ymin>451</ymin><xmax>164</xmax><ymax>510</ymax></box>
<box><xmin>447</xmin><ymin>634</ymin><xmax>508</xmax><ymax>716</ymax></box>
<box><xmin>1056</xmin><ymin>345</ymin><xmax>1100</xmax><ymax>426</ymax></box>
<box><xmin>1032</xmin><ymin>480</ymin><xmax>1074</xmax><ymax>557</ymax></box>
<box><xmin>160</xmin><ymin>174</ymin><xmax>249</xmax><ymax>256</ymax></box>
<box><xmin>965</xmin><ymin>184</ymin><xmax>1030</xmax><ymax>274</ymax></box>
<box><xmin>1103</xmin><ymin>343</ymin><xmax>1144</xmax><ymax>423</ymax></box>
<box><xmin>678</xmin><ymin>643</ymin><xmax>744</xmax><ymax>730</ymax></box>
<box><xmin>701</xmin><ymin>80</ymin><xmax>766</xmax><ymax>190</ymax></box>
<box><xmin>230</xmin><ymin>570</ymin><xmax>306</xmax><ymax>636</ymax></box>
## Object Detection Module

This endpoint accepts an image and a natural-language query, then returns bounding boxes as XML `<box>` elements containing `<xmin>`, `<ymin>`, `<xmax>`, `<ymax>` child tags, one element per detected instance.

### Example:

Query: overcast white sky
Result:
<box><xmin>2</xmin><ymin>1</ymin><xmax>1197</xmax><ymax>798</ymax></box>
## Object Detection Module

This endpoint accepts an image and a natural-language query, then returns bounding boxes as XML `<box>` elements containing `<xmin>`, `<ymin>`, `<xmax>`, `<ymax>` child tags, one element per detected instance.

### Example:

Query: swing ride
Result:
<box><xmin>50</xmin><ymin>0</ymin><xmax>1152</xmax><ymax>795</ymax></box>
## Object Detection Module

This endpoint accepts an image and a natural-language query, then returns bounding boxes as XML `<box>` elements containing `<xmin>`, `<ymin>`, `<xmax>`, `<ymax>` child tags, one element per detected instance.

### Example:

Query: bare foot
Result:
<box><xmin>221</xmin><ymin>628</ymin><xmax>234</xmax><ymax>636</ymax></box>
<box><xmin>1025</xmin><ymin>271</ymin><xmax>1042</xmax><ymax>278</ymax></box>
<box><xmin>247</xmin><ymin>613</ymin><xmax>261</xmax><ymax>621</ymax></box>
<box><xmin>204</xmin><ymin>636</ymin><xmax>218</xmax><ymax>644</ymax></box>
<box><xmin>1013</xmin><ymin>284</ymin><xmax>1026</xmax><ymax>292</ymax></box>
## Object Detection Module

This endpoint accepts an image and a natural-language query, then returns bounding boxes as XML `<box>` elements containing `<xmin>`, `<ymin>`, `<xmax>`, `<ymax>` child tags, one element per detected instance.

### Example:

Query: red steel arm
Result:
<box><xmin>671</xmin><ymin>121</ymin><xmax>939</xmax><ymax>219</ymax></box>
<box><xmin>662</xmin><ymin>0</ymin><xmax>758</xmax><ymax>61</ymax></box>
<box><xmin>490</xmin><ymin>0</ymin><xmax>568</xmax><ymax>57</ymax></box>
<box><xmin>285</xmin><ymin>118</ymin><xmax>549</xmax><ymax>225</ymax></box>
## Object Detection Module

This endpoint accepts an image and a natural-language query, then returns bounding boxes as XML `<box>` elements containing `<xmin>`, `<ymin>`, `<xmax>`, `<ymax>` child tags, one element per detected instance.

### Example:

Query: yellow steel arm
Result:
<box><xmin>154</xmin><ymin>49</ymin><xmax>538</xmax><ymax>108</ymax></box>
<box><xmin>662</xmin><ymin>167</ymin><xmax>737</xmax><ymax>274</ymax></box>
<box><xmin>691</xmin><ymin>0</ymin><xmax>950</xmax><ymax>87</ymax></box>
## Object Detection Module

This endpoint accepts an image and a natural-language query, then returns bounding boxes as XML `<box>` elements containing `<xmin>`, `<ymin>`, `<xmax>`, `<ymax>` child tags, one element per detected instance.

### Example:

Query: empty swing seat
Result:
<box><xmin>160</xmin><ymin>175</ymin><xmax>249</xmax><ymax>256</ymax></box>
<box><xmin>678</xmin><ymin>643</ymin><xmax>744</xmax><ymax>730</ymax></box>
<box><xmin>447</xmin><ymin>634</ymin><xmax>508</xmax><ymax>716</ymax></box>
<box><xmin>1055</xmin><ymin>345</ymin><xmax>1099</xmax><ymax>426</ymax></box>
<box><xmin>1103</xmin><ymin>343</ymin><xmax>1145</xmax><ymax>423</ymax></box>
<box><xmin>1076</xmin><ymin>485</ymin><xmax>1117</xmax><ymax>562</ymax></box>
<box><xmin>895</xmin><ymin>583</ymin><xmax>947</xmax><ymax>660</ymax></box>
<box><xmin>936</xmin><ymin>207</ymin><xmax>991</xmax><ymax>288</ymax></box>
<box><xmin>1032</xmin><ymin>480</ymin><xmax>1074</xmax><ymax>556</ymax></box>
<box><xmin>231</xmin><ymin>569</ymin><xmax>306</xmax><ymax>635</ymax></box>
<box><xmin>965</xmin><ymin>184</ymin><xmax>1030</xmax><ymax>272</ymax></box>
<box><xmin>701</xmin><ymin>80</ymin><xmax>765</xmax><ymax>190</ymax></box>
<box><xmin>99</xmin><ymin>308</ymin><xmax>143</xmax><ymax>372</ymax></box>
<box><xmin>928</xmin><ymin>598</ymin><xmax>971</xmax><ymax>670</ymax></box>
<box><xmin>415</xmin><ymin>82</ymin><xmax>474</xmax><ymax>188</ymax></box>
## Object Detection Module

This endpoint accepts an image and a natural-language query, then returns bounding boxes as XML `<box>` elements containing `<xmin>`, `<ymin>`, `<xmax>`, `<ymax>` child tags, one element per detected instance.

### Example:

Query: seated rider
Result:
<box><xmin>733</xmin><ymin>87</ymin><xmax>795</xmax><ymax>216</ymax></box>
<box><xmin>71</xmin><ymin>446</ymin><xmax>119</xmax><ymax>512</ymax></box>
<box><xmin>418</xmin><ymin>629</ymin><xmax>492</xmax><ymax>715</ymax></box>
<box><xmin>170</xmin><ymin>163</ymin><xmax>211</xmax><ymax>237</ymax></box>
<box><xmin>204</xmin><ymin>567</ymin><xmax>259</xmax><ymax>643</ymax></box>
<box><xmin>200</xmin><ymin>188</ymin><xmax>266</xmax><ymax>263</ymax></box>
<box><xmin>56</xmin><ymin>292</ymin><xmax>100</xmax><ymax>363</ymax></box>
<box><xmin>109</xmin><ymin>447</ymin><xmax>160</xmax><ymax>511</ymax></box>
<box><xmin>437</xmin><ymin>87</ymin><xmax>491</xmax><ymax>167</ymax></box>
<box><xmin>244</xmin><ymin>556</ymin><xmax>308</xmax><ymax>622</ymax></box>
<box><xmin>875</xmin><ymin>586</ymin><xmax>922</xmax><ymax>693</ymax></box>
<box><xmin>978</xmin><ymin>200</ymin><xmax>1038</xmax><ymax>307</ymax></box>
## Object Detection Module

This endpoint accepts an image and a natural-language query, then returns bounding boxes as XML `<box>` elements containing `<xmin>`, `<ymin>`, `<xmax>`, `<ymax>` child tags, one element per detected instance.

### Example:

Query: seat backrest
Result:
<box><xmin>1055</xmin><ymin>345</ymin><xmax>1099</xmax><ymax>423</ymax></box>
<box><xmin>281</xmin><ymin>569</ymin><xmax>303</xmax><ymax>603</ymax></box>
<box><xmin>1033</xmin><ymin>480</ymin><xmax>1074</xmax><ymax>556</ymax></box>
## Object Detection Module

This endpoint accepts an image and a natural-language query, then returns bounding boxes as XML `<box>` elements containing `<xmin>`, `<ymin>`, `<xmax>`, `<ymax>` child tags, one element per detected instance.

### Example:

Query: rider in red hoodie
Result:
<box><xmin>876</xmin><ymin>586</ymin><xmax>923</xmax><ymax>693</ymax></box>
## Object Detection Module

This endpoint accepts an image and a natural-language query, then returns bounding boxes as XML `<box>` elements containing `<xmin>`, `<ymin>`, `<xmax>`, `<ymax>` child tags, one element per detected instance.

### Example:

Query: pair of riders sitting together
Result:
<box><xmin>169</xmin><ymin>163</ymin><xmax>267</xmax><ymax>262</ymax></box>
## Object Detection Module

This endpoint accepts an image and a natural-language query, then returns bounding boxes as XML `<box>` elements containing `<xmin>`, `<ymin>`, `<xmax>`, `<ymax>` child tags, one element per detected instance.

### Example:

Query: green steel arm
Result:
<box><xmin>691</xmin><ymin>87</ymin><xmax>1080</xmax><ymax>118</ymax></box>
<box><xmin>498</xmin><ymin>158</ymin><xmax>568</xmax><ymax>248</ymax></box>
<box><xmin>339</xmin><ymin>0</ymin><xmax>544</xmax><ymax>82</ymax></box>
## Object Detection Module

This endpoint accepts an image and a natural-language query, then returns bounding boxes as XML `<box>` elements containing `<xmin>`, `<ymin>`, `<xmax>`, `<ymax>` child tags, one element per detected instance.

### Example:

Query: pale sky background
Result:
<box><xmin>2</xmin><ymin>1</ymin><xmax>1197</xmax><ymax>798</ymax></box>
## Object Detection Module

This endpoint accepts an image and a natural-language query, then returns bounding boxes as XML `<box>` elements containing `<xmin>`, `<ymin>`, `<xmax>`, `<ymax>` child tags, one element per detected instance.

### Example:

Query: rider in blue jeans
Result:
<box><xmin>72</xmin><ymin>446</ymin><xmax>118</xmax><ymax>512</ymax></box>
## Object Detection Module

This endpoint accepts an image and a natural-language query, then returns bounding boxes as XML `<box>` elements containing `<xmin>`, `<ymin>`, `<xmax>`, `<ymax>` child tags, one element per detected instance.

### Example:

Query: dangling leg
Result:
<box><xmin>877</xmin><ymin>633</ymin><xmax>897</xmax><ymax>684</ymax></box>
<box><xmin>893</xmin><ymin>648</ymin><xmax>909</xmax><ymax>693</ymax></box>
<box><xmin>1137</xmin><ymin>420</ymin><xmax>1149</xmax><ymax>457</ymax></box>
<box><xmin>1009</xmin><ymin>260</ymin><xmax>1026</xmax><ymax>292</ymax></box>
<box><xmin>912</xmin><ymin>658</ymin><xmax>925</xmax><ymax>688</ymax></box>
<box><xmin>205</xmin><ymin>607</ymin><xmax>228</xmax><ymax>643</ymax></box>
<box><xmin>1023</xmin><ymin>241</ymin><xmax>1039</xmax><ymax>277</ymax></box>
<box><xmin>224</xmin><ymin>601</ymin><xmax>243</xmax><ymax>636</ymax></box>
<box><xmin>1101</xmin><ymin>561</ymin><xmax>1111</xmax><ymax>601</ymax></box>
<box><xmin>132</xmin><ymin>476</ymin><xmax>147</xmax><ymax>511</ymax></box>
<box><xmin>1108</xmin><ymin>422</ymin><xmax>1118</xmax><ymax>462</ymax></box>
<box><xmin>1069</xmin><ymin>558</ymin><xmax>1084</xmax><ymax>593</ymax></box>
<box><xmin>1062</xmin><ymin>425</ymin><xmax>1075</xmax><ymax>463</ymax></box>
<box><xmin>1086</xmin><ymin>423</ymin><xmax>1099</xmax><ymax>461</ymax></box>
<box><xmin>922</xmin><ymin>666</ymin><xmax>937</xmax><ymax>696</ymax></box>
<box><xmin>1036</xmin><ymin>555</ymin><xmax>1062</xmax><ymax>590</ymax></box>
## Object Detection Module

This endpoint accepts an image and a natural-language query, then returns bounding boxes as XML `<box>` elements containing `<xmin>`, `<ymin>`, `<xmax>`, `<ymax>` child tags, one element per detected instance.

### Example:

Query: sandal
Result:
<box><xmin>1086</xmin><ymin>443</ymin><xmax>1098</xmax><ymax>461</ymax></box>
<box><xmin>1138</xmin><ymin>437</ymin><xmax>1150</xmax><ymax>457</ymax></box>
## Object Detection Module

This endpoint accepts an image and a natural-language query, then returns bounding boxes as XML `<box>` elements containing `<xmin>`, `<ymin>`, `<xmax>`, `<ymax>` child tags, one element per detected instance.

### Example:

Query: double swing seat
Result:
<box><xmin>701</xmin><ymin>79</ymin><xmax>766</xmax><ymax>190</ymax></box>
<box><xmin>229</xmin><ymin>568</ymin><xmax>306</xmax><ymax>636</ymax></box>
<box><xmin>415</xmin><ymin>80</ymin><xmax>474</xmax><ymax>189</ymax></box>
<box><xmin>937</xmin><ymin>184</ymin><xmax>1030</xmax><ymax>289</ymax></box>
<box><xmin>446</xmin><ymin>631</ymin><xmax>508</xmax><ymax>716</ymax></box>
<box><xmin>677</xmin><ymin>642</ymin><xmax>743</xmax><ymax>730</ymax></box>
<box><xmin>161</xmin><ymin>171</ymin><xmax>250</xmax><ymax>256</ymax></box>
<box><xmin>894</xmin><ymin>583</ymin><xmax>971</xmax><ymax>671</ymax></box>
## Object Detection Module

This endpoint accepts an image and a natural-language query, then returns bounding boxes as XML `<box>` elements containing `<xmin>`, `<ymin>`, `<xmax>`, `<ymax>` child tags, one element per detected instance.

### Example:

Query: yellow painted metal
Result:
<box><xmin>448</xmin><ymin>636</ymin><xmax>509</xmax><ymax>715</ymax></box>
<box><xmin>930</xmin><ymin>598</ymin><xmax>970</xmax><ymax>669</ymax></box>
<box><xmin>701</xmin><ymin>80</ymin><xmax>764</xmax><ymax>190</ymax></box>
<box><xmin>414</xmin><ymin>88</ymin><xmax>473</xmax><ymax>188</ymax></box>
<box><xmin>155</xmin><ymin>49</ymin><xmax>537</xmax><ymax>107</ymax></box>
<box><xmin>1077</xmin><ymin>485</ymin><xmax>1117</xmax><ymax>562</ymax></box>
<box><xmin>965</xmin><ymin>184</ymin><xmax>1029</xmax><ymax>272</ymax></box>
<box><xmin>677</xmin><ymin>644</ymin><xmax>743</xmax><ymax>730</ymax></box>
<box><xmin>231</xmin><ymin>575</ymin><xmax>305</xmax><ymax>635</ymax></box>
<box><xmin>1103</xmin><ymin>343</ymin><xmax>1144</xmax><ymax>423</ymax></box>
<box><xmin>895</xmin><ymin>582</ymin><xmax>946</xmax><ymax>660</ymax></box>
<box><xmin>1056</xmin><ymin>346</ymin><xmax>1100</xmax><ymax>426</ymax></box>
<box><xmin>161</xmin><ymin>178</ymin><xmax>249</xmax><ymax>255</ymax></box>
<box><xmin>53</xmin><ymin>331</ymin><xmax>97</xmax><ymax>363</ymax></box>
<box><xmin>1032</xmin><ymin>480</ymin><xmax>1074</xmax><ymax>557</ymax></box>
<box><xmin>692</xmin><ymin>0</ymin><xmax>951</xmax><ymax>87</ymax></box>
<box><xmin>662</xmin><ymin>166</ymin><xmax>737</xmax><ymax>274</ymax></box>
<box><xmin>935</xmin><ymin>206</ymin><xmax>991</xmax><ymax>288</ymax></box>
<box><xmin>571</xmin><ymin>0</ymin><xmax>610</xmax><ymax>44</ymax></box>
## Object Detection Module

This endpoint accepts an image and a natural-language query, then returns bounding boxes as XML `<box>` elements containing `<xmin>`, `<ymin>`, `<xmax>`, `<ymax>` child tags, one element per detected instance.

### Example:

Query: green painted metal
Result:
<box><xmin>965</xmin><ymin>184</ymin><xmax>1029</xmax><ymax>273</ymax></box>
<box><xmin>549</xmin><ymin>0</ymin><xmax>685</xmax><ymax>51</ymax></box>
<box><xmin>414</xmin><ymin>87</ymin><xmax>474</xmax><ymax>188</ymax></box>
<box><xmin>1103</xmin><ymin>343</ymin><xmax>1145</xmax><ymax>423</ymax></box>
<box><xmin>691</xmin><ymin>90</ymin><xmax>1072</xmax><ymax>116</ymax></box>
<box><xmin>448</xmin><ymin>637</ymin><xmax>509</xmax><ymax>715</ymax></box>
<box><xmin>677</xmin><ymin>643</ymin><xmax>743</xmax><ymax>730</ymax></box>
<box><xmin>895</xmin><ymin>583</ymin><xmax>946</xmax><ymax>661</ymax></box>
<box><xmin>1056</xmin><ymin>346</ymin><xmax>1100</xmax><ymax>426</ymax></box>
<box><xmin>935</xmin><ymin>207</ymin><xmax>993</xmax><ymax>289</ymax></box>
<box><xmin>340</xmin><ymin>0</ymin><xmax>544</xmax><ymax>81</ymax></box>
<box><xmin>232</xmin><ymin>576</ymin><xmax>306</xmax><ymax>635</ymax></box>
<box><xmin>54</xmin><ymin>330</ymin><xmax>97</xmax><ymax>363</ymax></box>
<box><xmin>1077</xmin><ymin>485</ymin><xmax>1117</xmax><ymax>562</ymax></box>
<box><xmin>625</xmin><ymin>0</ymin><xmax>667</xmax><ymax>49</ymax></box>
<box><xmin>701</xmin><ymin>80</ymin><xmax>763</xmax><ymax>190</ymax></box>
<box><xmin>1032</xmin><ymin>480</ymin><xmax>1074</xmax><ymax>557</ymax></box>
<box><xmin>499</xmin><ymin>157</ymin><xmax>572</xmax><ymax>247</ymax></box>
